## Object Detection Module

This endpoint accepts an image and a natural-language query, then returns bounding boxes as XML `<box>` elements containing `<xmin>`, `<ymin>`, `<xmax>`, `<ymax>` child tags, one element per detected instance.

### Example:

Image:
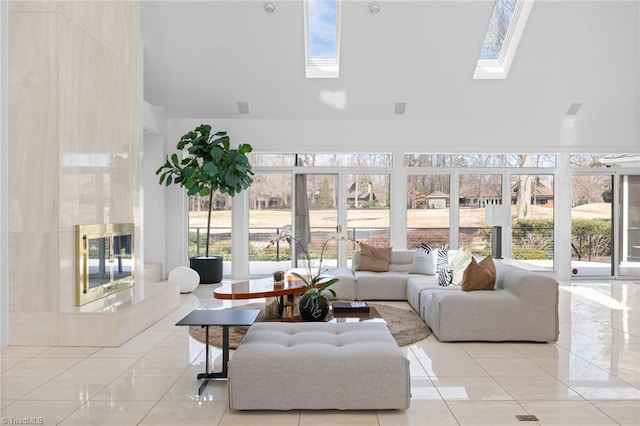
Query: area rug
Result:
<box><xmin>188</xmin><ymin>302</ymin><xmax>431</xmax><ymax>348</ymax></box>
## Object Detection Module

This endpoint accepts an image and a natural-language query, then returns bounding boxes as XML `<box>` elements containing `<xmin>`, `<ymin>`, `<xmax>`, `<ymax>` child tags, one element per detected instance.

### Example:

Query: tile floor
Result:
<box><xmin>1</xmin><ymin>280</ymin><xmax>639</xmax><ymax>425</ymax></box>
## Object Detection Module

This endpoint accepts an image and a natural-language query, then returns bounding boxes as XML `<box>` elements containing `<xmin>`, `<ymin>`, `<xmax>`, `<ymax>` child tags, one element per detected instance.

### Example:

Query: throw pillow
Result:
<box><xmin>450</xmin><ymin>247</ymin><xmax>472</xmax><ymax>285</ymax></box>
<box><xmin>461</xmin><ymin>256</ymin><xmax>496</xmax><ymax>291</ymax></box>
<box><xmin>419</xmin><ymin>242</ymin><xmax>433</xmax><ymax>253</ymax></box>
<box><xmin>408</xmin><ymin>249</ymin><xmax>437</xmax><ymax>275</ymax></box>
<box><xmin>418</xmin><ymin>242</ymin><xmax>448</xmax><ymax>271</ymax></box>
<box><xmin>355</xmin><ymin>243</ymin><xmax>393</xmax><ymax>272</ymax></box>
<box><xmin>438</xmin><ymin>266</ymin><xmax>453</xmax><ymax>286</ymax></box>
<box><xmin>436</xmin><ymin>244</ymin><xmax>449</xmax><ymax>272</ymax></box>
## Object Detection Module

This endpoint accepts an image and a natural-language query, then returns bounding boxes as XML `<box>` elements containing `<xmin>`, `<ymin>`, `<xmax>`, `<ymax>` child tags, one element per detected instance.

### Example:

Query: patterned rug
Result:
<box><xmin>188</xmin><ymin>302</ymin><xmax>431</xmax><ymax>348</ymax></box>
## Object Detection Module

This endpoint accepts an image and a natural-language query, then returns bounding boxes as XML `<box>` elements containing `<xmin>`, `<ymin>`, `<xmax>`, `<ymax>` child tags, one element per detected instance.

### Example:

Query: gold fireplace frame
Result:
<box><xmin>76</xmin><ymin>223</ymin><xmax>135</xmax><ymax>306</ymax></box>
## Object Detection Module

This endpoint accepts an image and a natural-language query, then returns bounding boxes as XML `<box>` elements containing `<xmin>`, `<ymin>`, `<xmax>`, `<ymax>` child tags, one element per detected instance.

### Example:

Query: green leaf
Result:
<box><xmin>171</xmin><ymin>153</ymin><xmax>179</xmax><ymax>167</ymax></box>
<box><xmin>203</xmin><ymin>161</ymin><xmax>217</xmax><ymax>177</ymax></box>
<box><xmin>238</xmin><ymin>144</ymin><xmax>253</xmax><ymax>155</ymax></box>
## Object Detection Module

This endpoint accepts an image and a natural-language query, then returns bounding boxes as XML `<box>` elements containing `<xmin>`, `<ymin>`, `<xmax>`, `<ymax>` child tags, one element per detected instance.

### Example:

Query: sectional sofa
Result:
<box><xmin>328</xmin><ymin>250</ymin><xmax>560</xmax><ymax>342</ymax></box>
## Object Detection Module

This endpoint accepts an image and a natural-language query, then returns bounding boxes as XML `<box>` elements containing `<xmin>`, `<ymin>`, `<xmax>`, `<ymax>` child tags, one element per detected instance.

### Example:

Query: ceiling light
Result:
<box><xmin>264</xmin><ymin>3</ymin><xmax>275</xmax><ymax>13</ymax></box>
<box><xmin>368</xmin><ymin>3</ymin><xmax>381</xmax><ymax>14</ymax></box>
<box><xmin>394</xmin><ymin>102</ymin><xmax>406</xmax><ymax>115</ymax></box>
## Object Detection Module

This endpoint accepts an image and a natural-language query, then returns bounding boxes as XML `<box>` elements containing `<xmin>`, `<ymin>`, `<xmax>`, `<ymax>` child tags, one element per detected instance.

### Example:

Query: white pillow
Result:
<box><xmin>408</xmin><ymin>249</ymin><xmax>437</xmax><ymax>275</ymax></box>
<box><xmin>451</xmin><ymin>247</ymin><xmax>472</xmax><ymax>285</ymax></box>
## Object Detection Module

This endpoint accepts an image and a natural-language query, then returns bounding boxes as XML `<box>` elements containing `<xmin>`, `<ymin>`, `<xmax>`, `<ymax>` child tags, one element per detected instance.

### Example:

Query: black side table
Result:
<box><xmin>175</xmin><ymin>309</ymin><xmax>260</xmax><ymax>395</ymax></box>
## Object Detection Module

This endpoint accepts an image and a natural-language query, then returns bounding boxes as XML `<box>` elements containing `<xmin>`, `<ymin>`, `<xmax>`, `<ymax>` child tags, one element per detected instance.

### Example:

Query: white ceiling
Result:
<box><xmin>142</xmin><ymin>1</ymin><xmax>639</xmax><ymax>130</ymax></box>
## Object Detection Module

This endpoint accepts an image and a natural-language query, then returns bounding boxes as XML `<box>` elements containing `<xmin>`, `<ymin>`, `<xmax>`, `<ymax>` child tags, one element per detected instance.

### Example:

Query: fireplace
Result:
<box><xmin>76</xmin><ymin>223</ymin><xmax>135</xmax><ymax>306</ymax></box>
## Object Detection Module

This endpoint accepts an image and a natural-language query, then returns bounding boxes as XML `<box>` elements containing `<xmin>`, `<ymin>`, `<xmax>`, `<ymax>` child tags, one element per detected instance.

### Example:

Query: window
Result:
<box><xmin>473</xmin><ymin>0</ymin><xmax>535</xmax><ymax>79</ymax></box>
<box><xmin>304</xmin><ymin>0</ymin><xmax>341</xmax><ymax>78</ymax></box>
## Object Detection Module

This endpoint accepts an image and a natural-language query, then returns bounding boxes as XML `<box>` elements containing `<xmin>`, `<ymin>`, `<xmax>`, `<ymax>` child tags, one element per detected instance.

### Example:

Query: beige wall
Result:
<box><xmin>8</xmin><ymin>1</ymin><xmax>140</xmax><ymax>345</ymax></box>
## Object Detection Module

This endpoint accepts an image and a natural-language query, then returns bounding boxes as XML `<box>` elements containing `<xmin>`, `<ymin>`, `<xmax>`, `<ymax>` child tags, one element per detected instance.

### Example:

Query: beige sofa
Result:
<box><xmin>329</xmin><ymin>250</ymin><xmax>559</xmax><ymax>342</ymax></box>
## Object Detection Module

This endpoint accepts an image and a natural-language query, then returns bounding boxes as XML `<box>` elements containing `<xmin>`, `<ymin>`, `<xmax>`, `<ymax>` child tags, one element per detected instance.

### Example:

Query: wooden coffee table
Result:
<box><xmin>213</xmin><ymin>277</ymin><xmax>307</xmax><ymax>300</ymax></box>
<box><xmin>213</xmin><ymin>277</ymin><xmax>309</xmax><ymax>318</ymax></box>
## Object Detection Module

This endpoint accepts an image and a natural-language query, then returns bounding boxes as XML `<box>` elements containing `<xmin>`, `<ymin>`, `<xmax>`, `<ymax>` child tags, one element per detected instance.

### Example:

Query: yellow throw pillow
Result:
<box><xmin>461</xmin><ymin>256</ymin><xmax>496</xmax><ymax>291</ymax></box>
<box><xmin>356</xmin><ymin>243</ymin><xmax>393</xmax><ymax>272</ymax></box>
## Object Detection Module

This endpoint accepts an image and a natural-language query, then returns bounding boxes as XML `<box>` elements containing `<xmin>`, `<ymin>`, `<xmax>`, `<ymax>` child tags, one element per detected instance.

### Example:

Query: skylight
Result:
<box><xmin>304</xmin><ymin>0</ymin><xmax>341</xmax><ymax>78</ymax></box>
<box><xmin>474</xmin><ymin>0</ymin><xmax>534</xmax><ymax>79</ymax></box>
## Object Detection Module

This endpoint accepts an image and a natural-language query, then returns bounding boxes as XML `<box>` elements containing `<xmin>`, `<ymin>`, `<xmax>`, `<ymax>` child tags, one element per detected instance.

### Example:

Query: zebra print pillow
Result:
<box><xmin>436</xmin><ymin>244</ymin><xmax>449</xmax><ymax>272</ymax></box>
<box><xmin>438</xmin><ymin>266</ymin><xmax>453</xmax><ymax>286</ymax></box>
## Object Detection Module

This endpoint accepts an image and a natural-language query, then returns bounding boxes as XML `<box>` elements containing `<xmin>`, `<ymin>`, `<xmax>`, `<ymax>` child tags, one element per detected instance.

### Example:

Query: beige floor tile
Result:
<box><xmin>92</xmin><ymin>376</ymin><xmax>179</xmax><ymax>401</ymax></box>
<box><xmin>88</xmin><ymin>342</ymin><xmax>156</xmax><ymax>359</ymax></box>
<box><xmin>0</xmin><ymin>400</ymin><xmax>84</xmax><ymax>425</ymax></box>
<box><xmin>446</xmin><ymin>400</ymin><xmax>529</xmax><ymax>425</ymax></box>
<box><xmin>2</xmin><ymin>357</ymin><xmax>81</xmax><ymax>378</ymax></box>
<box><xmin>161</xmin><ymin>377</ymin><xmax>228</xmax><ymax>401</ymax></box>
<box><xmin>409</xmin><ymin>377</ymin><xmax>442</xmax><ymax>401</ymax></box>
<box><xmin>0</xmin><ymin>376</ymin><xmax>53</xmax><ymax>401</ymax></box>
<box><xmin>57</xmin><ymin>358</ymin><xmax>139</xmax><ymax>379</ymax></box>
<box><xmin>495</xmin><ymin>376</ymin><xmax>583</xmax><ymax>401</ymax></box>
<box><xmin>58</xmin><ymin>400</ymin><xmax>156</xmax><ymax>425</ymax></box>
<box><xmin>22</xmin><ymin>376</ymin><xmax>113</xmax><ymax>401</ymax></box>
<box><xmin>138</xmin><ymin>400</ymin><xmax>227</xmax><ymax>425</ymax></box>
<box><xmin>33</xmin><ymin>346</ymin><xmax>99</xmax><ymax>358</ymax></box>
<box><xmin>219</xmin><ymin>409</ymin><xmax>301</xmax><ymax>425</ymax></box>
<box><xmin>433</xmin><ymin>376</ymin><xmax>513</xmax><ymax>401</ymax></box>
<box><xmin>474</xmin><ymin>357</ymin><xmax>552</xmax><ymax>377</ymax></box>
<box><xmin>519</xmin><ymin>400</ymin><xmax>619</xmax><ymax>425</ymax></box>
<box><xmin>377</xmin><ymin>400</ymin><xmax>458</xmax><ymax>425</ymax></box>
<box><xmin>591</xmin><ymin>400</ymin><xmax>640</xmax><ymax>426</ymax></box>
<box><xmin>0</xmin><ymin>357</ymin><xmax>27</xmax><ymax>372</ymax></box>
<box><xmin>459</xmin><ymin>342</ymin><xmax>526</xmax><ymax>358</ymax></box>
<box><xmin>418</xmin><ymin>353</ymin><xmax>489</xmax><ymax>378</ymax></box>
<box><xmin>299</xmin><ymin>411</ymin><xmax>379</xmax><ymax>426</ymax></box>
<box><xmin>120</xmin><ymin>357</ymin><xmax>191</xmax><ymax>378</ymax></box>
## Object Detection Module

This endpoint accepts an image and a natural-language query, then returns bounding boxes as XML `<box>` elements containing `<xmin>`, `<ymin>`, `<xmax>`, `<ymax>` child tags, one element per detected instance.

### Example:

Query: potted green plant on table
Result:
<box><xmin>268</xmin><ymin>233</ymin><xmax>340</xmax><ymax>321</ymax></box>
<box><xmin>156</xmin><ymin>124</ymin><xmax>254</xmax><ymax>283</ymax></box>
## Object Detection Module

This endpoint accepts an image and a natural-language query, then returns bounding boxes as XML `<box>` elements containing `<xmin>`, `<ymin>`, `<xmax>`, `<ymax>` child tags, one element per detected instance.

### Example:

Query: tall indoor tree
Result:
<box><xmin>156</xmin><ymin>124</ymin><xmax>254</xmax><ymax>283</ymax></box>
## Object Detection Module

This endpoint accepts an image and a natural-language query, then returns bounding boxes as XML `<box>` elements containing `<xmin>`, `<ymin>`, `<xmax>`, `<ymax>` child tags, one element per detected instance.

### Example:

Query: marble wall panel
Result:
<box><xmin>8</xmin><ymin>232</ymin><xmax>59</xmax><ymax>313</ymax></box>
<box><xmin>7</xmin><ymin>12</ymin><xmax>59</xmax><ymax>233</ymax></box>
<box><xmin>9</xmin><ymin>312</ymin><xmax>58</xmax><ymax>346</ymax></box>
<box><xmin>73</xmin><ymin>0</ymin><xmax>139</xmax><ymax>71</ymax></box>
<box><xmin>57</xmin><ymin>230</ymin><xmax>75</xmax><ymax>312</ymax></box>
<box><xmin>8</xmin><ymin>1</ymin><xmax>57</xmax><ymax>13</ymax></box>
<box><xmin>58</xmin><ymin>313</ymin><xmax>117</xmax><ymax>346</ymax></box>
<box><xmin>58</xmin><ymin>14</ymin><xmax>140</xmax><ymax>231</ymax></box>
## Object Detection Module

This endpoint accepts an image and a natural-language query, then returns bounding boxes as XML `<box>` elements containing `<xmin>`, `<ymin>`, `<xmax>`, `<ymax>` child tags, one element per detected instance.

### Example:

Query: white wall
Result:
<box><xmin>142</xmin><ymin>102</ymin><xmax>169</xmax><ymax>278</ymax></box>
<box><xmin>168</xmin><ymin>117</ymin><xmax>638</xmax><ymax>155</ymax></box>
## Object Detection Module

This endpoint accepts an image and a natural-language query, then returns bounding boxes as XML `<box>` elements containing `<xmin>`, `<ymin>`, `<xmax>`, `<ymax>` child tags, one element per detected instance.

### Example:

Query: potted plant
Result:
<box><xmin>268</xmin><ymin>233</ymin><xmax>340</xmax><ymax>321</ymax></box>
<box><xmin>156</xmin><ymin>124</ymin><xmax>254</xmax><ymax>283</ymax></box>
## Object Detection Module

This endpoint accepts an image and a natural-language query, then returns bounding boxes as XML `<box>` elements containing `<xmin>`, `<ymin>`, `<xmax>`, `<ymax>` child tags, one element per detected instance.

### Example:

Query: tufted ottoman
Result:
<box><xmin>227</xmin><ymin>322</ymin><xmax>410</xmax><ymax>410</ymax></box>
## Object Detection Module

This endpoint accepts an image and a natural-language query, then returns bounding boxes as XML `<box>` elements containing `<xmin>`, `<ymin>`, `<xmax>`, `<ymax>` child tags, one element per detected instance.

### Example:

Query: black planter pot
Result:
<box><xmin>190</xmin><ymin>256</ymin><xmax>223</xmax><ymax>284</ymax></box>
<box><xmin>298</xmin><ymin>295</ymin><xmax>329</xmax><ymax>321</ymax></box>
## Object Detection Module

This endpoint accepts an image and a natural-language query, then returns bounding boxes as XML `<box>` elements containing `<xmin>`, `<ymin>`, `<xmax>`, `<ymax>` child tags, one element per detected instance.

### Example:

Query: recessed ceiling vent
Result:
<box><xmin>394</xmin><ymin>102</ymin><xmax>407</xmax><ymax>115</ymax></box>
<box><xmin>237</xmin><ymin>101</ymin><xmax>250</xmax><ymax>114</ymax></box>
<box><xmin>565</xmin><ymin>103</ymin><xmax>582</xmax><ymax>116</ymax></box>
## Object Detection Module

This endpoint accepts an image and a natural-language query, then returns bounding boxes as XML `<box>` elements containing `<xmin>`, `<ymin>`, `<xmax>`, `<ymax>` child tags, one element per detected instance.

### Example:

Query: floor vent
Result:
<box><xmin>516</xmin><ymin>415</ymin><xmax>539</xmax><ymax>422</ymax></box>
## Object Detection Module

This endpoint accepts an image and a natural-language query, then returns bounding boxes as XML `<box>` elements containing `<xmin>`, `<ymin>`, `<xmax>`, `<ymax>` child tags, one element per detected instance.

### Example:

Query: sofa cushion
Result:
<box><xmin>355</xmin><ymin>243</ymin><xmax>393</xmax><ymax>272</ymax></box>
<box><xmin>461</xmin><ymin>256</ymin><xmax>496</xmax><ymax>291</ymax></box>
<box><xmin>408</xmin><ymin>249</ymin><xmax>437</xmax><ymax>275</ymax></box>
<box><xmin>355</xmin><ymin>271</ymin><xmax>408</xmax><ymax>300</ymax></box>
<box><xmin>450</xmin><ymin>247</ymin><xmax>472</xmax><ymax>285</ymax></box>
